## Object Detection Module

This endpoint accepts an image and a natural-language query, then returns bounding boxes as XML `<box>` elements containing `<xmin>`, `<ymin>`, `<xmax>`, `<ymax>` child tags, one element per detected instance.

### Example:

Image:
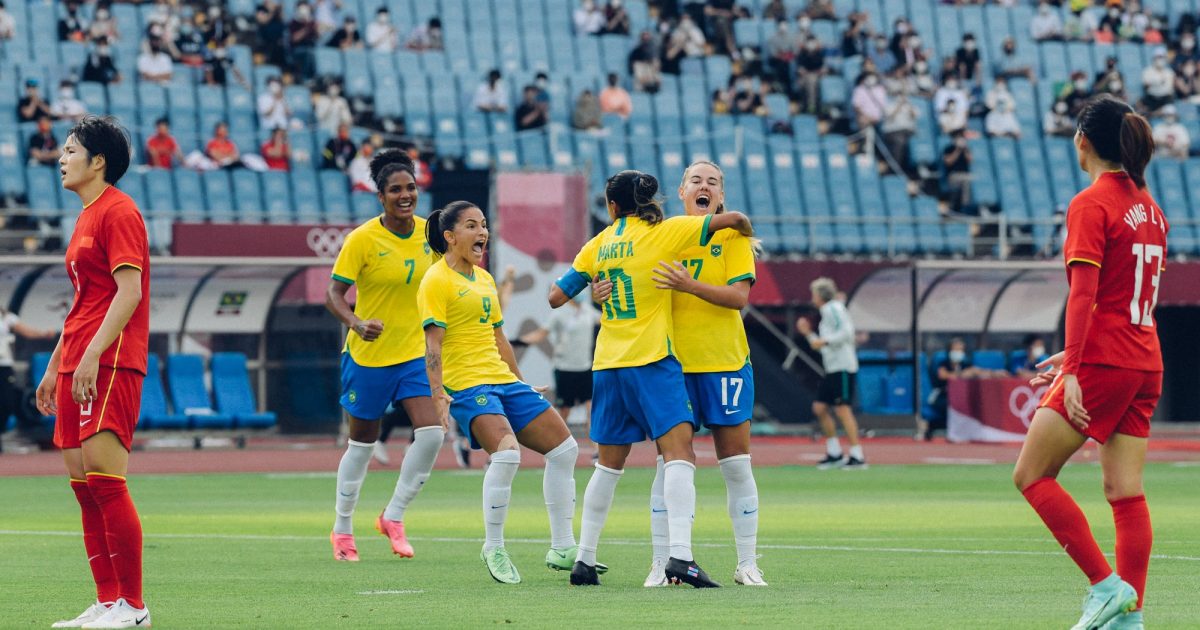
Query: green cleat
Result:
<box><xmin>1099</xmin><ymin>611</ymin><xmax>1144</xmax><ymax>630</ymax></box>
<box><xmin>545</xmin><ymin>546</ymin><xmax>608</xmax><ymax>574</ymax></box>
<box><xmin>1071</xmin><ymin>574</ymin><xmax>1138</xmax><ymax>630</ymax></box>
<box><xmin>481</xmin><ymin>546</ymin><xmax>521</xmax><ymax>584</ymax></box>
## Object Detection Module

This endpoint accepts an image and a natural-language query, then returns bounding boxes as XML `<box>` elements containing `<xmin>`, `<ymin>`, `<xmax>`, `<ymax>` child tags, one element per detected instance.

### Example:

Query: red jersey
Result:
<box><xmin>1063</xmin><ymin>172</ymin><xmax>1168</xmax><ymax>372</ymax></box>
<box><xmin>61</xmin><ymin>186</ymin><xmax>151</xmax><ymax>375</ymax></box>
<box><xmin>146</xmin><ymin>134</ymin><xmax>178</xmax><ymax>168</ymax></box>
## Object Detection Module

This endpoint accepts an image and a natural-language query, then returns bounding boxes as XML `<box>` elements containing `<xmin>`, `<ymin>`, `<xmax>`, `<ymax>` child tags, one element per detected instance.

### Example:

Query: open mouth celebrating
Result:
<box><xmin>695</xmin><ymin>193</ymin><xmax>712</xmax><ymax>210</ymax></box>
<box><xmin>471</xmin><ymin>237</ymin><xmax>487</xmax><ymax>256</ymax></box>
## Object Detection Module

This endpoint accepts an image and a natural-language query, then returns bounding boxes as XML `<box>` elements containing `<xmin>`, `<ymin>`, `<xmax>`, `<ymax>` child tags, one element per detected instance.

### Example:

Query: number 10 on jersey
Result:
<box><xmin>596</xmin><ymin>268</ymin><xmax>637</xmax><ymax>320</ymax></box>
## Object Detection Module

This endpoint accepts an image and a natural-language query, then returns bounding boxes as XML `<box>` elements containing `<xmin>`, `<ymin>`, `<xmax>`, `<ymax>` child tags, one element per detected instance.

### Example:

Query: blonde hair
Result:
<box><xmin>681</xmin><ymin>160</ymin><xmax>762</xmax><ymax>257</ymax></box>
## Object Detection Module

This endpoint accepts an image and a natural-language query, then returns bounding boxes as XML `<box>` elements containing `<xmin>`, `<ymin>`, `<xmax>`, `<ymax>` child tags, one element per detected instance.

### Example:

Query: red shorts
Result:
<box><xmin>1039</xmin><ymin>364</ymin><xmax>1161</xmax><ymax>443</ymax></box>
<box><xmin>53</xmin><ymin>367</ymin><xmax>144</xmax><ymax>451</ymax></box>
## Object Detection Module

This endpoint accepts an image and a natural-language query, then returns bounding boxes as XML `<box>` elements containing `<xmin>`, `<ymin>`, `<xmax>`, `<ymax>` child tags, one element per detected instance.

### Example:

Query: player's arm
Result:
<box><xmin>72</xmin><ymin>266</ymin><xmax>141</xmax><ymax>404</ymax></box>
<box><xmin>705</xmin><ymin>211</ymin><xmax>754</xmax><ymax>239</ymax></box>
<box><xmin>35</xmin><ymin>335</ymin><xmax>65</xmax><ymax>416</ymax></box>
<box><xmin>519</xmin><ymin>326</ymin><xmax>549</xmax><ymax>346</ymax></box>
<box><xmin>423</xmin><ymin>324</ymin><xmax>452</xmax><ymax>430</ymax></box>
<box><xmin>325</xmin><ymin>279</ymin><xmax>382</xmax><ymax>341</ymax></box>
<box><xmin>11</xmin><ymin>319</ymin><xmax>58</xmax><ymax>340</ymax></box>
<box><xmin>653</xmin><ymin>262</ymin><xmax>751</xmax><ymax>309</ymax></box>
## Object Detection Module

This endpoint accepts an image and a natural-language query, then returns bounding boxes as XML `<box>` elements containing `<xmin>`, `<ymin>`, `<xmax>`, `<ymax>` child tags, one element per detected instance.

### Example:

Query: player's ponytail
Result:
<box><xmin>425</xmin><ymin>201</ymin><xmax>477</xmax><ymax>255</ymax></box>
<box><xmin>1119</xmin><ymin>112</ymin><xmax>1154</xmax><ymax>190</ymax></box>
<box><xmin>605</xmin><ymin>170</ymin><xmax>664</xmax><ymax>225</ymax></box>
<box><xmin>1077</xmin><ymin>93</ymin><xmax>1154</xmax><ymax>190</ymax></box>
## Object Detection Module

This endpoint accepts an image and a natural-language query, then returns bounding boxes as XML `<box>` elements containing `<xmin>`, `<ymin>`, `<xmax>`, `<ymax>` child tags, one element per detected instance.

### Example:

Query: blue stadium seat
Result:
<box><xmin>351</xmin><ymin>192</ymin><xmax>381</xmax><ymax>222</ymax></box>
<box><xmin>203</xmin><ymin>170</ymin><xmax>236</xmax><ymax>222</ymax></box>
<box><xmin>973</xmin><ymin>350</ymin><xmax>1007</xmax><ymax>371</ymax></box>
<box><xmin>140</xmin><ymin>354</ymin><xmax>188</xmax><ymax>429</ymax></box>
<box><xmin>173</xmin><ymin>169</ymin><xmax>206</xmax><ymax>222</ymax></box>
<box><xmin>320</xmin><ymin>170</ymin><xmax>352</xmax><ymax>224</ymax></box>
<box><xmin>26</xmin><ymin>165</ymin><xmax>64</xmax><ymax>217</ymax></box>
<box><xmin>167</xmin><ymin>354</ymin><xmax>233</xmax><ymax>429</ymax></box>
<box><xmin>142</xmin><ymin>169</ymin><xmax>176</xmax><ymax>218</ymax></box>
<box><xmin>261</xmin><ymin>171</ymin><xmax>294</xmax><ymax>223</ymax></box>
<box><xmin>290</xmin><ymin>167</ymin><xmax>322</xmax><ymax>223</ymax></box>
<box><xmin>232</xmin><ymin>169</ymin><xmax>265</xmax><ymax>222</ymax></box>
<box><xmin>137</xmin><ymin>83</ymin><xmax>169</xmax><ymax>128</ymax></box>
<box><xmin>211</xmin><ymin>352</ymin><xmax>277</xmax><ymax>429</ymax></box>
<box><xmin>314</xmin><ymin>47</ymin><xmax>344</xmax><ymax>77</ymax></box>
<box><xmin>0</xmin><ymin>131</ymin><xmax>25</xmax><ymax>198</ymax></box>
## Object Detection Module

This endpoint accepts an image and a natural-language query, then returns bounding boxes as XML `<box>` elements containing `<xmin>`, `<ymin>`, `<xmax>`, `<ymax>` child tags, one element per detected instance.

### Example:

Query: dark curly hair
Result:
<box><xmin>369</xmin><ymin>148</ymin><xmax>416</xmax><ymax>192</ymax></box>
<box><xmin>605</xmin><ymin>170</ymin><xmax>663</xmax><ymax>225</ymax></box>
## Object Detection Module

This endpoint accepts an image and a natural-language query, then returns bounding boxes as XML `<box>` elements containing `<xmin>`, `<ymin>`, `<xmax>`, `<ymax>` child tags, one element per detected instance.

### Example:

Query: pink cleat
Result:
<box><xmin>331</xmin><ymin>532</ymin><xmax>359</xmax><ymax>562</ymax></box>
<box><xmin>376</xmin><ymin>513</ymin><xmax>415</xmax><ymax>558</ymax></box>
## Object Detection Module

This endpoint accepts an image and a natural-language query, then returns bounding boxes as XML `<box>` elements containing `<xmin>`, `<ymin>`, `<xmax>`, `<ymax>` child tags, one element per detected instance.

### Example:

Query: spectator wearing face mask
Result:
<box><xmin>1014</xmin><ymin>334</ymin><xmax>1051</xmax><ymax>378</ymax></box>
<box><xmin>1030</xmin><ymin>2</ymin><xmax>1063</xmax><ymax>41</ymax></box>
<box><xmin>176</xmin><ymin>14</ymin><xmax>208</xmax><ymax>66</ymax></box>
<box><xmin>314</xmin><ymin>81</ymin><xmax>353</xmax><ymax>135</ymax></box>
<box><xmin>1092</xmin><ymin>55</ymin><xmax>1126</xmax><ymax>100</ymax></box>
<box><xmin>89</xmin><ymin>6</ymin><xmax>120</xmax><ymax>42</ymax></box>
<box><xmin>881</xmin><ymin>91</ymin><xmax>919</xmax><ymax>178</ymax></box>
<box><xmin>82</xmin><ymin>37</ymin><xmax>121</xmax><ymax>84</ymax></box>
<box><xmin>602</xmin><ymin>0</ymin><xmax>631</xmax><ymax>36</ymax></box>
<box><xmin>933</xmin><ymin>76</ymin><xmax>968</xmax><ymax>122</ymax></box>
<box><xmin>1043</xmin><ymin>100</ymin><xmax>1075</xmax><ymax>137</ymax></box>
<box><xmin>366</xmin><ymin>7</ymin><xmax>399</xmax><ymax>52</ymax></box>
<box><xmin>731</xmin><ymin>75</ymin><xmax>763</xmax><ymax>115</ymax></box>
<box><xmin>473</xmin><ymin>69</ymin><xmax>509</xmax><ymax>113</ymax></box>
<box><xmin>289</xmin><ymin>1</ymin><xmax>320</xmax><ymax>77</ymax></box>
<box><xmin>1175</xmin><ymin>33</ymin><xmax>1199</xmax><ymax>67</ymax></box>
<box><xmin>840</xmin><ymin>12</ymin><xmax>868</xmax><ymax>58</ymax></box>
<box><xmin>941</xmin><ymin>130</ymin><xmax>972</xmax><ymax>213</ymax></box>
<box><xmin>574</xmin><ymin>0</ymin><xmax>605</xmax><ymax>36</ymax></box>
<box><xmin>1175</xmin><ymin>59</ymin><xmax>1199</xmax><ymax>103</ymax></box>
<box><xmin>866</xmin><ymin>34</ymin><xmax>895</xmax><ymax>76</ymax></box>
<box><xmin>984</xmin><ymin>78</ymin><xmax>1021</xmax><ymax>139</ymax></box>
<box><xmin>628</xmin><ymin>30</ymin><xmax>661</xmax><ymax>93</ymax></box>
<box><xmin>58</xmin><ymin>1</ymin><xmax>87</xmax><ymax>42</ymax></box>
<box><xmin>888</xmin><ymin>18</ymin><xmax>910</xmax><ymax>62</ymax></box>
<box><xmin>204</xmin><ymin>42</ymin><xmax>249</xmax><ymax>88</ymax></box>
<box><xmin>795</xmin><ymin>36</ymin><xmax>826</xmax><ymax>114</ymax></box>
<box><xmin>327</xmin><ymin>16</ymin><xmax>362</xmax><ymax>50</ymax></box>
<box><xmin>406</xmin><ymin>17</ymin><xmax>443</xmax><ymax>51</ymax></box>
<box><xmin>1062</xmin><ymin>70</ymin><xmax>1091</xmax><ymax>117</ymax></box>
<box><xmin>897</xmin><ymin>32</ymin><xmax>925</xmax><ymax>71</ymax></box>
<box><xmin>851</xmin><ymin>72</ymin><xmax>888</xmax><ymax>145</ymax></box>
<box><xmin>766</xmin><ymin>20</ymin><xmax>795</xmax><ymax>89</ymax></box>
<box><xmin>954</xmin><ymin>34</ymin><xmax>981</xmax><ymax>83</ymax></box>
<box><xmin>27</xmin><ymin>115</ymin><xmax>60</xmax><ymax>166</ymax></box>
<box><xmin>994</xmin><ymin>37</ymin><xmax>1034</xmax><ymax>83</ymax></box>
<box><xmin>1152</xmin><ymin>105</ymin><xmax>1191</xmax><ymax>160</ymax></box>
<box><xmin>50</xmin><ymin>81</ymin><xmax>87</xmax><ymax>122</ymax></box>
<box><xmin>1141</xmin><ymin>49</ymin><xmax>1176</xmax><ymax>114</ymax></box>
<box><xmin>1097</xmin><ymin>2</ymin><xmax>1124</xmax><ymax>39</ymax></box>
<box><xmin>919</xmin><ymin>337</ymin><xmax>987</xmax><ymax>441</ymax></box>
<box><xmin>137</xmin><ymin>40</ymin><xmax>174</xmax><ymax>83</ymax></box>
<box><xmin>258</xmin><ymin>77</ymin><xmax>293</xmax><ymax>130</ymax></box>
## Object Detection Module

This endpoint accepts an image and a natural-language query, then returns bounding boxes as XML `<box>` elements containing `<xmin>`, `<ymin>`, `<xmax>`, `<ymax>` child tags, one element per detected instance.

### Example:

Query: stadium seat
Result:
<box><xmin>973</xmin><ymin>350</ymin><xmax>1007</xmax><ymax>371</ymax></box>
<box><xmin>211</xmin><ymin>352</ymin><xmax>277</xmax><ymax>429</ymax></box>
<box><xmin>290</xmin><ymin>167</ymin><xmax>323</xmax><ymax>223</ymax></box>
<box><xmin>203</xmin><ymin>170</ymin><xmax>236</xmax><ymax>222</ymax></box>
<box><xmin>232</xmin><ymin>169</ymin><xmax>266</xmax><ymax>222</ymax></box>
<box><xmin>166</xmin><ymin>354</ymin><xmax>233</xmax><ymax>429</ymax></box>
<box><xmin>140</xmin><ymin>354</ymin><xmax>188</xmax><ymax>429</ymax></box>
<box><xmin>262</xmin><ymin>171</ymin><xmax>295</xmax><ymax>223</ymax></box>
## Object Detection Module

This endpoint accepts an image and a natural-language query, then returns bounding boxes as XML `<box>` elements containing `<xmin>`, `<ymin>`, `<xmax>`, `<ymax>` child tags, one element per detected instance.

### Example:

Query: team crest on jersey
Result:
<box><xmin>348</xmin><ymin>390</ymin><xmax>357</xmax><ymax>404</ymax></box>
<box><xmin>710</xmin><ymin>244</ymin><xmax>722</xmax><ymax>257</ymax></box>
<box><xmin>475</xmin><ymin>394</ymin><xmax>488</xmax><ymax>406</ymax></box>
<box><xmin>423</xmin><ymin>243</ymin><xmax>431</xmax><ymax>255</ymax></box>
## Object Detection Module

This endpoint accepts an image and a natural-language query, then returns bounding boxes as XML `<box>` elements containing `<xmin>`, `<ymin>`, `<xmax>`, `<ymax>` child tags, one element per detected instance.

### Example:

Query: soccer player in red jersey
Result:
<box><xmin>1012</xmin><ymin>95</ymin><xmax>1165</xmax><ymax>630</ymax></box>
<box><xmin>35</xmin><ymin>116</ymin><xmax>153</xmax><ymax>629</ymax></box>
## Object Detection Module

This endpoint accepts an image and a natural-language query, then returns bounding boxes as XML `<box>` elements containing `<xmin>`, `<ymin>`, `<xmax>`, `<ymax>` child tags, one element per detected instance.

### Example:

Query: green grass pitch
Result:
<box><xmin>2</xmin><ymin>464</ymin><xmax>1197</xmax><ymax>628</ymax></box>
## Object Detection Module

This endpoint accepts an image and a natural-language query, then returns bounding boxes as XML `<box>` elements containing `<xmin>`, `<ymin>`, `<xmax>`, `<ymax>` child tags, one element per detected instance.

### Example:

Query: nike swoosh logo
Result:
<box><xmin>742</xmin><ymin>509</ymin><xmax>758</xmax><ymax>515</ymax></box>
<box><xmin>136</xmin><ymin>614</ymin><xmax>148</xmax><ymax>624</ymax></box>
<box><xmin>457</xmin><ymin>289</ymin><xmax>470</xmax><ymax>297</ymax></box>
<box><xmin>378</xmin><ymin>251</ymin><xmax>390</xmax><ymax>257</ymax></box>
<box><xmin>80</xmin><ymin>419</ymin><xmax>93</xmax><ymax>427</ymax></box>
<box><xmin>490</xmin><ymin>504</ymin><xmax>508</xmax><ymax>509</ymax></box>
<box><xmin>650</xmin><ymin>508</ymin><xmax>667</xmax><ymax>513</ymax></box>
<box><xmin>724</xmin><ymin>409</ymin><xmax>739</xmax><ymax>415</ymax></box>
<box><xmin>339</xmin><ymin>492</ymin><xmax>353</xmax><ymax>497</ymax></box>
<box><xmin>550</xmin><ymin>550</ymin><xmax>568</xmax><ymax>559</ymax></box>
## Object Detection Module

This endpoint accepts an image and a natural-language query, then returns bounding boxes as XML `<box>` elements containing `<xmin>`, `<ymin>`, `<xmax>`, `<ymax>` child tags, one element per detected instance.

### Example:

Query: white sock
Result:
<box><xmin>333</xmin><ymin>439</ymin><xmax>374</xmax><ymax>535</ymax></box>
<box><xmin>849</xmin><ymin>445</ymin><xmax>864</xmax><ymax>460</ymax></box>
<box><xmin>826</xmin><ymin>437</ymin><xmax>843</xmax><ymax>457</ymax></box>
<box><xmin>663</xmin><ymin>459</ymin><xmax>697</xmax><ymax>562</ymax></box>
<box><xmin>719</xmin><ymin>454</ymin><xmax>759</xmax><ymax>566</ymax></box>
<box><xmin>542</xmin><ymin>436</ymin><xmax>579</xmax><ymax>549</ymax></box>
<box><xmin>577</xmin><ymin>464</ymin><xmax>623</xmax><ymax>566</ymax></box>
<box><xmin>649</xmin><ymin>455</ymin><xmax>669</xmax><ymax>562</ymax></box>
<box><xmin>482</xmin><ymin>449</ymin><xmax>521</xmax><ymax>552</ymax></box>
<box><xmin>383</xmin><ymin>426</ymin><xmax>444</xmax><ymax>522</ymax></box>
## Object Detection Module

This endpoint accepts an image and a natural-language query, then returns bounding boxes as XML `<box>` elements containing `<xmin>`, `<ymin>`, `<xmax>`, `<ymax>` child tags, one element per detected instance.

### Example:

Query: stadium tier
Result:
<box><xmin>2</xmin><ymin>0</ymin><xmax>1199</xmax><ymax>257</ymax></box>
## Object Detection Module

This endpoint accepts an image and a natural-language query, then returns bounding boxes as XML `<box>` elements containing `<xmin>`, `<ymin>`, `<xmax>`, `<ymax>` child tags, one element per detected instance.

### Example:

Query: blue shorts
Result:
<box><xmin>449</xmin><ymin>382</ymin><xmax>552</xmax><ymax>450</ymax></box>
<box><xmin>591</xmin><ymin>356</ymin><xmax>696</xmax><ymax>445</ymax></box>
<box><xmin>339</xmin><ymin>354</ymin><xmax>430</xmax><ymax>419</ymax></box>
<box><xmin>685</xmin><ymin>363</ymin><xmax>755</xmax><ymax>428</ymax></box>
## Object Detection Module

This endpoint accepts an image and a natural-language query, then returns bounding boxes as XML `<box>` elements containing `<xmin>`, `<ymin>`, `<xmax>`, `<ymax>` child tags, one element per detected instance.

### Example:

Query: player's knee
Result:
<box><xmin>1103</xmin><ymin>478</ymin><xmax>1143</xmax><ymax>503</ymax></box>
<box><xmin>547</xmin><ymin>435</ymin><xmax>578</xmax><ymax>463</ymax></box>
<box><xmin>495</xmin><ymin>433</ymin><xmax>520</xmax><ymax>453</ymax></box>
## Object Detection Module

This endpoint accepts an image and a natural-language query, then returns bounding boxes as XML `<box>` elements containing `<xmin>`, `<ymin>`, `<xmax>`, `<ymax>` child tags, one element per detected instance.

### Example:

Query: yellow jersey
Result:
<box><xmin>671</xmin><ymin>230</ymin><xmax>755</xmax><ymax>373</ymax></box>
<box><xmin>417</xmin><ymin>259</ymin><xmax>516</xmax><ymax>392</ymax></box>
<box><xmin>566</xmin><ymin>214</ymin><xmax>713</xmax><ymax>370</ymax></box>
<box><xmin>331</xmin><ymin>216</ymin><xmax>434</xmax><ymax>367</ymax></box>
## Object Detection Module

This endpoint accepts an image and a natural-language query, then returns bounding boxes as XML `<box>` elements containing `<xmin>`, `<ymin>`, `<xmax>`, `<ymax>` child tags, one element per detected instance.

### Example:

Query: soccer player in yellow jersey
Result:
<box><xmin>326</xmin><ymin>151</ymin><xmax>442</xmax><ymax>562</ymax></box>
<box><xmin>549</xmin><ymin>170</ymin><xmax>753</xmax><ymax>588</ymax></box>
<box><xmin>418</xmin><ymin>202</ymin><xmax>584</xmax><ymax>585</ymax></box>
<box><xmin>645</xmin><ymin>161</ymin><xmax>765</xmax><ymax>587</ymax></box>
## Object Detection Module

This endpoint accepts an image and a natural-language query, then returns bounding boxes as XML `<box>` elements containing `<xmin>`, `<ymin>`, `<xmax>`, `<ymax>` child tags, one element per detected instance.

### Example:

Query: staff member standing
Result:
<box><xmin>797</xmin><ymin>277</ymin><xmax>867</xmax><ymax>469</ymax></box>
<box><xmin>0</xmin><ymin>307</ymin><xmax>58</xmax><ymax>452</ymax></box>
<box><xmin>520</xmin><ymin>292</ymin><xmax>600</xmax><ymax>457</ymax></box>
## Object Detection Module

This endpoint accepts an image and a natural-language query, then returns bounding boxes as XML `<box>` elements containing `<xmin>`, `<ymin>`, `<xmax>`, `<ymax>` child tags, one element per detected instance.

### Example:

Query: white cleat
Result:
<box><xmin>643</xmin><ymin>557</ymin><xmax>669</xmax><ymax>587</ymax></box>
<box><xmin>733</xmin><ymin>562</ymin><xmax>768</xmax><ymax>586</ymax></box>
<box><xmin>80</xmin><ymin>598</ymin><xmax>150</xmax><ymax>628</ymax></box>
<box><xmin>52</xmin><ymin>602</ymin><xmax>112</xmax><ymax>628</ymax></box>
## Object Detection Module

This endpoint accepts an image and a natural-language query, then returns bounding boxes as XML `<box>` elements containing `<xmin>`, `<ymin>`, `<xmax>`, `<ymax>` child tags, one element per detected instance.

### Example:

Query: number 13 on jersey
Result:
<box><xmin>1130</xmin><ymin>243</ymin><xmax>1163</xmax><ymax>327</ymax></box>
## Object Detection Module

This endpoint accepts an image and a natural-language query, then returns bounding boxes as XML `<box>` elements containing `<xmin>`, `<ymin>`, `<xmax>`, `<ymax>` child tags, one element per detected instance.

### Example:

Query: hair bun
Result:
<box><xmin>634</xmin><ymin>172</ymin><xmax>658</xmax><ymax>202</ymax></box>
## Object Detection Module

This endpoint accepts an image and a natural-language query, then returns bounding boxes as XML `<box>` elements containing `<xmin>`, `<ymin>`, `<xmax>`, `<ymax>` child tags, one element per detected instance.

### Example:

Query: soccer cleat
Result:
<box><xmin>331</xmin><ymin>531</ymin><xmax>359</xmax><ymax>562</ymax></box>
<box><xmin>375</xmin><ymin>513</ymin><xmax>414</xmax><ymax>558</ymax></box>
<box><xmin>545</xmin><ymin>546</ymin><xmax>608</xmax><ymax>574</ymax></box>
<box><xmin>1099</xmin><ymin>610</ymin><xmax>1144</xmax><ymax>630</ymax></box>
<box><xmin>53</xmin><ymin>602</ymin><xmax>112</xmax><ymax>628</ymax></box>
<box><xmin>841</xmin><ymin>456</ymin><xmax>869</xmax><ymax>470</ymax></box>
<box><xmin>454</xmin><ymin>441</ymin><xmax>471</xmax><ymax>469</ymax></box>
<box><xmin>643</xmin><ymin>557</ymin><xmax>669</xmax><ymax>587</ymax></box>
<box><xmin>372</xmin><ymin>441</ymin><xmax>391</xmax><ymax>465</ymax></box>
<box><xmin>80</xmin><ymin>598</ymin><xmax>150</xmax><ymax>629</ymax></box>
<box><xmin>1070</xmin><ymin>574</ymin><xmax>1138</xmax><ymax>630</ymax></box>
<box><xmin>569</xmin><ymin>561</ymin><xmax>600</xmax><ymax>586</ymax></box>
<box><xmin>480</xmin><ymin>546</ymin><xmax>521</xmax><ymax>584</ymax></box>
<box><xmin>733</xmin><ymin>560</ymin><xmax>768</xmax><ymax>586</ymax></box>
<box><xmin>665</xmin><ymin>557</ymin><xmax>721</xmax><ymax>588</ymax></box>
<box><xmin>816</xmin><ymin>454</ymin><xmax>846</xmax><ymax>470</ymax></box>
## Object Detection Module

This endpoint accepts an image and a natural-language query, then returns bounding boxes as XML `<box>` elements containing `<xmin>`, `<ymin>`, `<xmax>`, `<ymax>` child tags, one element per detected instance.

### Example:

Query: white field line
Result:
<box><xmin>3</xmin><ymin>530</ymin><xmax>1198</xmax><ymax>562</ymax></box>
<box><xmin>357</xmin><ymin>590</ymin><xmax>424</xmax><ymax>595</ymax></box>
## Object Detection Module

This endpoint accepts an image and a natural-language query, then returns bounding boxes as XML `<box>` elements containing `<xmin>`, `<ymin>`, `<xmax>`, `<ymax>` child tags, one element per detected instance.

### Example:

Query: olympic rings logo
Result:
<box><xmin>1009</xmin><ymin>385</ymin><xmax>1049</xmax><ymax>428</ymax></box>
<box><xmin>306</xmin><ymin>228</ymin><xmax>353</xmax><ymax>258</ymax></box>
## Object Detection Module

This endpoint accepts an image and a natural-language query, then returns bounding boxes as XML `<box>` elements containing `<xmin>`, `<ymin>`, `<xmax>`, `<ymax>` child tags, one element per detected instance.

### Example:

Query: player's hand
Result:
<box><xmin>653</xmin><ymin>261</ymin><xmax>695</xmax><ymax>292</ymax></box>
<box><xmin>35</xmin><ymin>370</ymin><xmax>58</xmax><ymax>416</ymax></box>
<box><xmin>1029</xmin><ymin>352</ymin><xmax>1064</xmax><ymax>387</ymax></box>
<box><xmin>434</xmin><ymin>392</ymin><xmax>453</xmax><ymax>431</ymax></box>
<box><xmin>795</xmin><ymin>317</ymin><xmax>812</xmax><ymax>336</ymax></box>
<box><xmin>591</xmin><ymin>278</ymin><xmax>614</xmax><ymax>303</ymax></box>
<box><xmin>502</xmin><ymin>265</ymin><xmax>516</xmax><ymax>283</ymax></box>
<box><xmin>71</xmin><ymin>353</ymin><xmax>99</xmax><ymax>405</ymax></box>
<box><xmin>1036</xmin><ymin>352</ymin><xmax>1064</xmax><ymax>371</ymax></box>
<box><xmin>531</xmin><ymin>384</ymin><xmax>550</xmax><ymax>394</ymax></box>
<box><xmin>1062</xmin><ymin>374</ymin><xmax>1090</xmax><ymax>431</ymax></box>
<box><xmin>353</xmin><ymin>318</ymin><xmax>384</xmax><ymax>342</ymax></box>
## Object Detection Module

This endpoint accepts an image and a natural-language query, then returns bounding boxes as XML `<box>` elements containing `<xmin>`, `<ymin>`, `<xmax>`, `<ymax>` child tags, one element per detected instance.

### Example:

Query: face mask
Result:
<box><xmin>1074</xmin><ymin>79</ymin><xmax>1087</xmax><ymax>89</ymax></box>
<box><xmin>1039</xmin><ymin>5</ymin><xmax>1050</xmax><ymax>15</ymax></box>
<box><xmin>329</xmin><ymin>85</ymin><xmax>340</xmax><ymax>96</ymax></box>
<box><xmin>96</xmin><ymin>10</ymin><xmax>109</xmax><ymax>20</ymax></box>
<box><xmin>949</xmin><ymin>350</ymin><xmax>966</xmax><ymax>363</ymax></box>
<box><xmin>914</xmin><ymin>62</ymin><xmax>927</xmax><ymax>73</ymax></box>
<box><xmin>536</xmin><ymin>78</ymin><xmax>547</xmax><ymax>88</ymax></box>
<box><xmin>946</xmin><ymin>80</ymin><xmax>958</xmax><ymax>90</ymax></box>
<box><xmin>865</xmin><ymin>76</ymin><xmax>878</xmax><ymax>86</ymax></box>
<box><xmin>1111</xmin><ymin>80</ymin><xmax>1123</xmax><ymax>91</ymax></box>
<box><xmin>214</xmin><ymin>47</ymin><xmax>227</xmax><ymax>59</ymax></box>
<box><xmin>1185</xmin><ymin>65</ymin><xmax>1196</xmax><ymax>77</ymax></box>
<box><xmin>963</xmin><ymin>41</ymin><xmax>975</xmax><ymax>51</ymax></box>
<box><xmin>271</xmin><ymin>82</ymin><xmax>282</xmax><ymax>94</ymax></box>
<box><xmin>611</xmin><ymin>0</ymin><xmax>621</xmax><ymax>7</ymax></box>
<box><xmin>1030</xmin><ymin>345</ymin><xmax>1045</xmax><ymax>358</ymax></box>
<box><xmin>1109</xmin><ymin>9</ymin><xmax>1120</xmax><ymax>18</ymax></box>
<box><xmin>60</xmin><ymin>88</ymin><xmax>75</xmax><ymax>100</ymax></box>
<box><xmin>875</xmin><ymin>38</ymin><xmax>887</xmax><ymax>48</ymax></box>
<box><xmin>377</xmin><ymin>14</ymin><xmax>388</xmax><ymax>23</ymax></box>
<box><xmin>1155</xmin><ymin>58</ymin><xmax>1165</xmax><ymax>68</ymax></box>
<box><xmin>798</xmin><ymin>17</ymin><xmax>811</xmax><ymax>30</ymax></box>
<box><xmin>1183</xmin><ymin>38</ymin><xmax>1195</xmax><ymax>51</ymax></box>
<box><xmin>298</xmin><ymin>7</ymin><xmax>311</xmax><ymax>19</ymax></box>
<box><xmin>806</xmin><ymin>40</ymin><xmax>819</xmax><ymax>51</ymax></box>
<box><xmin>778</xmin><ymin>23</ymin><xmax>788</xmax><ymax>33</ymax></box>
<box><xmin>896</xmin><ymin>23</ymin><xmax>909</xmax><ymax>34</ymax></box>
<box><xmin>1055</xmin><ymin>102</ymin><xmax>1068</xmax><ymax>114</ymax></box>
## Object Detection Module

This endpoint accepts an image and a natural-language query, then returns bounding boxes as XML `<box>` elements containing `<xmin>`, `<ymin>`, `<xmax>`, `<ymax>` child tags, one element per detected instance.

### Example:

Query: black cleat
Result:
<box><xmin>842</xmin><ymin>456</ymin><xmax>869</xmax><ymax>470</ymax></box>
<box><xmin>569</xmin><ymin>561</ymin><xmax>600</xmax><ymax>586</ymax></box>
<box><xmin>665</xmin><ymin>557</ymin><xmax>721</xmax><ymax>588</ymax></box>
<box><xmin>816</xmin><ymin>453</ymin><xmax>846</xmax><ymax>470</ymax></box>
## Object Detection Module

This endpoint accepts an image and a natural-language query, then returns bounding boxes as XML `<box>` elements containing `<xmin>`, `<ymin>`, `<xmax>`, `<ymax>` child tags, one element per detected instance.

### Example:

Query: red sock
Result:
<box><xmin>1022</xmin><ymin>477</ymin><xmax>1112</xmax><ymax>585</ymax></box>
<box><xmin>70</xmin><ymin>479</ymin><xmax>118</xmax><ymax>603</ymax></box>
<box><xmin>1111</xmin><ymin>495</ymin><xmax>1151</xmax><ymax>610</ymax></box>
<box><xmin>86</xmin><ymin>473</ymin><xmax>144</xmax><ymax>610</ymax></box>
